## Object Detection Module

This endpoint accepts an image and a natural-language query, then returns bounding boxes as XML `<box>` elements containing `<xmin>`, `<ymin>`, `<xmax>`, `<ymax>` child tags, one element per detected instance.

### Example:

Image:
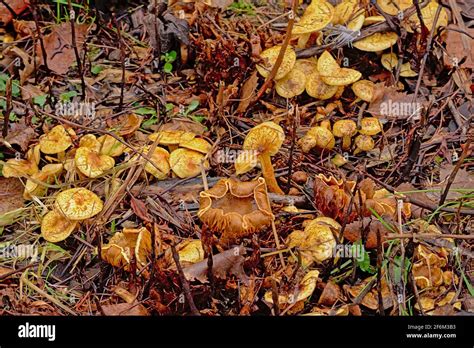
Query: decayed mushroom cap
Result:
<box><xmin>305</xmin><ymin>71</ymin><xmax>339</xmax><ymax>100</ymax></box>
<box><xmin>351</xmin><ymin>80</ymin><xmax>375</xmax><ymax>102</ymax></box>
<box><xmin>179</xmin><ymin>138</ymin><xmax>212</xmax><ymax>154</ymax></box>
<box><xmin>24</xmin><ymin>163</ymin><xmax>63</xmax><ymax>200</ymax></box>
<box><xmin>359</xmin><ymin>117</ymin><xmax>382</xmax><ymax>136</ymax></box>
<box><xmin>332</xmin><ymin>119</ymin><xmax>357</xmax><ymax>150</ymax></box>
<box><xmin>55</xmin><ymin>187</ymin><xmax>103</xmax><ymax>220</ymax></box>
<box><xmin>242</xmin><ymin>122</ymin><xmax>285</xmax><ymax>194</ymax></box>
<box><xmin>275</xmin><ymin>67</ymin><xmax>307</xmax><ymax>98</ymax></box>
<box><xmin>41</xmin><ymin>209</ymin><xmax>78</xmax><ymax>243</ymax></box>
<box><xmin>256</xmin><ymin>45</ymin><xmax>296</xmax><ymax>80</ymax></box>
<box><xmin>198</xmin><ymin>177</ymin><xmax>273</xmax><ymax>246</ymax></box>
<box><xmin>376</xmin><ymin>0</ymin><xmax>412</xmax><ymax>16</ymax></box>
<box><xmin>107</xmin><ymin>112</ymin><xmax>142</xmax><ymax>136</ymax></box>
<box><xmin>142</xmin><ymin>146</ymin><xmax>170</xmax><ymax>180</ymax></box>
<box><xmin>298</xmin><ymin>126</ymin><xmax>335</xmax><ymax>152</ymax></box>
<box><xmin>98</xmin><ymin>134</ymin><xmax>126</xmax><ymax>157</ymax></box>
<box><xmin>169</xmin><ymin>148</ymin><xmax>207</xmax><ymax>178</ymax></box>
<box><xmin>354</xmin><ymin>134</ymin><xmax>375</xmax><ymax>155</ymax></box>
<box><xmin>405</xmin><ymin>0</ymin><xmax>448</xmax><ymax>33</ymax></box>
<box><xmin>148</xmin><ymin>130</ymin><xmax>196</xmax><ymax>145</ymax></box>
<box><xmin>75</xmin><ymin>147</ymin><xmax>115</xmax><ymax>178</ymax></box>
<box><xmin>381</xmin><ymin>53</ymin><xmax>417</xmax><ymax>77</ymax></box>
<box><xmin>101</xmin><ymin>227</ymin><xmax>152</xmax><ymax>269</ymax></box>
<box><xmin>39</xmin><ymin>125</ymin><xmax>73</xmax><ymax>154</ymax></box>
<box><xmin>293</xmin><ymin>0</ymin><xmax>334</xmax><ymax>34</ymax></box>
<box><xmin>2</xmin><ymin>158</ymin><xmax>38</xmax><ymax>178</ymax></box>
<box><xmin>353</xmin><ymin>32</ymin><xmax>398</xmax><ymax>52</ymax></box>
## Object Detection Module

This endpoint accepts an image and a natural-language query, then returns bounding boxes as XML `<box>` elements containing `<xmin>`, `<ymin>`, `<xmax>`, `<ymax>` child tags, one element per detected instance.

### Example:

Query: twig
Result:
<box><xmin>285</xmin><ymin>104</ymin><xmax>297</xmax><ymax>194</ymax></box>
<box><xmin>2</xmin><ymin>77</ymin><xmax>12</xmax><ymax>138</ymax></box>
<box><xmin>171</xmin><ymin>243</ymin><xmax>200</xmax><ymax>316</ymax></box>
<box><xmin>67</xmin><ymin>0</ymin><xmax>86</xmax><ymax>100</ymax></box>
<box><xmin>113</xmin><ymin>15</ymin><xmax>126</xmax><ymax>111</ymax></box>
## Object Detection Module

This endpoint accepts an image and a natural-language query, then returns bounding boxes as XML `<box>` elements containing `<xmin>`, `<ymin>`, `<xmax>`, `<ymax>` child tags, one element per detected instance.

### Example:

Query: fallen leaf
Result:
<box><xmin>236</xmin><ymin>70</ymin><xmax>258</xmax><ymax>113</ymax></box>
<box><xmin>3</xmin><ymin>46</ymin><xmax>40</xmax><ymax>85</ymax></box>
<box><xmin>143</xmin><ymin>11</ymin><xmax>189</xmax><ymax>53</ymax></box>
<box><xmin>428</xmin><ymin>164</ymin><xmax>474</xmax><ymax>201</ymax></box>
<box><xmin>101</xmin><ymin>301</ymin><xmax>149</xmax><ymax>316</ymax></box>
<box><xmin>94</xmin><ymin>68</ymin><xmax>136</xmax><ymax>84</ymax></box>
<box><xmin>444</xmin><ymin>27</ymin><xmax>474</xmax><ymax>69</ymax></box>
<box><xmin>4</xmin><ymin>118</ymin><xmax>37</xmax><ymax>151</ymax></box>
<box><xmin>441</xmin><ymin>0</ymin><xmax>474</xmax><ymax>19</ymax></box>
<box><xmin>183</xmin><ymin>246</ymin><xmax>249</xmax><ymax>285</ymax></box>
<box><xmin>0</xmin><ymin>177</ymin><xmax>24</xmax><ymax>226</ymax></box>
<box><xmin>37</xmin><ymin>22</ymin><xmax>89</xmax><ymax>75</ymax></box>
<box><xmin>0</xmin><ymin>0</ymin><xmax>29</xmax><ymax>26</ymax></box>
<box><xmin>130</xmin><ymin>196</ymin><xmax>152</xmax><ymax>223</ymax></box>
<box><xmin>318</xmin><ymin>281</ymin><xmax>341</xmax><ymax>306</ymax></box>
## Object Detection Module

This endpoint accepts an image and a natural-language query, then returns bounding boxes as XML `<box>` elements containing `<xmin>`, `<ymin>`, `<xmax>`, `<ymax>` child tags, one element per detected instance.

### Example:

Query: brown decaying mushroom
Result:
<box><xmin>198</xmin><ymin>177</ymin><xmax>274</xmax><ymax>246</ymax></box>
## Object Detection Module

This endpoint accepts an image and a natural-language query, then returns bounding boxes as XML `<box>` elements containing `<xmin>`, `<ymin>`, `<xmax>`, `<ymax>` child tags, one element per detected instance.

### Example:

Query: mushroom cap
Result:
<box><xmin>305</xmin><ymin>71</ymin><xmax>339</xmax><ymax>100</ymax></box>
<box><xmin>351</xmin><ymin>80</ymin><xmax>375</xmax><ymax>102</ymax></box>
<box><xmin>381</xmin><ymin>53</ymin><xmax>417</xmax><ymax>77</ymax></box>
<box><xmin>235</xmin><ymin>150</ymin><xmax>259</xmax><ymax>175</ymax></box>
<box><xmin>169</xmin><ymin>148</ymin><xmax>207</xmax><ymax>178</ymax></box>
<box><xmin>98</xmin><ymin>134</ymin><xmax>126</xmax><ymax>157</ymax></box>
<box><xmin>347</xmin><ymin>11</ymin><xmax>365</xmax><ymax>31</ymax></box>
<box><xmin>294</xmin><ymin>58</ymin><xmax>318</xmax><ymax>76</ymax></box>
<box><xmin>299</xmin><ymin>126</ymin><xmax>335</xmax><ymax>152</ymax></box>
<box><xmin>75</xmin><ymin>147</ymin><xmax>115</xmax><ymax>178</ymax></box>
<box><xmin>332</xmin><ymin>0</ymin><xmax>358</xmax><ymax>25</ymax></box>
<box><xmin>293</xmin><ymin>0</ymin><xmax>334</xmax><ymax>34</ymax></box>
<box><xmin>2</xmin><ymin>158</ymin><xmax>38</xmax><ymax>178</ymax></box>
<box><xmin>179</xmin><ymin>137</ymin><xmax>212</xmax><ymax>154</ymax></box>
<box><xmin>107</xmin><ymin>112</ymin><xmax>142</xmax><ymax>136</ymax></box>
<box><xmin>198</xmin><ymin>177</ymin><xmax>273</xmax><ymax>246</ymax></box>
<box><xmin>148</xmin><ymin>130</ymin><xmax>195</xmax><ymax>145</ymax></box>
<box><xmin>332</xmin><ymin>119</ymin><xmax>357</xmax><ymax>137</ymax></box>
<box><xmin>354</xmin><ymin>134</ymin><xmax>375</xmax><ymax>152</ymax></box>
<box><xmin>321</xmin><ymin>67</ymin><xmax>362</xmax><ymax>86</ymax></box>
<box><xmin>41</xmin><ymin>209</ymin><xmax>78</xmax><ymax>243</ymax></box>
<box><xmin>55</xmin><ymin>187</ymin><xmax>103</xmax><ymax>220</ymax></box>
<box><xmin>39</xmin><ymin>125</ymin><xmax>72</xmax><ymax>154</ymax></box>
<box><xmin>317</xmin><ymin>51</ymin><xmax>341</xmax><ymax>76</ymax></box>
<box><xmin>376</xmin><ymin>0</ymin><xmax>412</xmax><ymax>16</ymax></box>
<box><xmin>406</xmin><ymin>1</ymin><xmax>448</xmax><ymax>33</ymax></box>
<box><xmin>24</xmin><ymin>163</ymin><xmax>63</xmax><ymax>199</ymax></box>
<box><xmin>400</xmin><ymin>63</ymin><xmax>418</xmax><ymax>77</ymax></box>
<box><xmin>243</xmin><ymin>121</ymin><xmax>285</xmax><ymax>156</ymax></box>
<box><xmin>353</xmin><ymin>32</ymin><xmax>398</xmax><ymax>52</ymax></box>
<box><xmin>143</xmin><ymin>146</ymin><xmax>170</xmax><ymax>180</ymax></box>
<box><xmin>359</xmin><ymin>117</ymin><xmax>382</xmax><ymax>136</ymax></box>
<box><xmin>275</xmin><ymin>67</ymin><xmax>307</xmax><ymax>98</ymax></box>
<box><xmin>256</xmin><ymin>45</ymin><xmax>296</xmax><ymax>80</ymax></box>
<box><xmin>79</xmin><ymin>134</ymin><xmax>101</xmax><ymax>151</ymax></box>
<box><xmin>363</xmin><ymin>15</ymin><xmax>386</xmax><ymax>26</ymax></box>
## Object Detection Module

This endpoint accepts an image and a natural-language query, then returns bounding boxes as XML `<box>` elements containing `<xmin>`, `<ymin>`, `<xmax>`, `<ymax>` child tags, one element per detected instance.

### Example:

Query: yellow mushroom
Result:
<box><xmin>332</xmin><ymin>119</ymin><xmax>357</xmax><ymax>150</ymax></box>
<box><xmin>39</xmin><ymin>125</ymin><xmax>72</xmax><ymax>154</ymax></box>
<box><xmin>376</xmin><ymin>0</ymin><xmax>412</xmax><ymax>16</ymax></box>
<box><xmin>354</xmin><ymin>134</ymin><xmax>375</xmax><ymax>154</ymax></box>
<box><xmin>55</xmin><ymin>187</ymin><xmax>103</xmax><ymax>220</ymax></box>
<box><xmin>318</xmin><ymin>51</ymin><xmax>362</xmax><ymax>86</ymax></box>
<box><xmin>359</xmin><ymin>117</ymin><xmax>382</xmax><ymax>136</ymax></box>
<box><xmin>75</xmin><ymin>147</ymin><xmax>115</xmax><ymax>178</ymax></box>
<box><xmin>293</xmin><ymin>0</ymin><xmax>334</xmax><ymax>34</ymax></box>
<box><xmin>169</xmin><ymin>148</ymin><xmax>208</xmax><ymax>179</ymax></box>
<box><xmin>238</xmin><ymin>122</ymin><xmax>285</xmax><ymax>194</ymax></box>
<box><xmin>179</xmin><ymin>138</ymin><xmax>212</xmax><ymax>154</ymax></box>
<box><xmin>298</xmin><ymin>126</ymin><xmax>335</xmax><ymax>152</ymax></box>
<box><xmin>256</xmin><ymin>45</ymin><xmax>296</xmax><ymax>80</ymax></box>
<box><xmin>306</xmin><ymin>71</ymin><xmax>339</xmax><ymax>99</ymax></box>
<box><xmin>24</xmin><ymin>163</ymin><xmax>63</xmax><ymax>200</ymax></box>
<box><xmin>405</xmin><ymin>0</ymin><xmax>448</xmax><ymax>33</ymax></box>
<box><xmin>353</xmin><ymin>32</ymin><xmax>398</xmax><ymax>52</ymax></box>
<box><xmin>41</xmin><ymin>209</ymin><xmax>78</xmax><ymax>243</ymax></box>
<box><xmin>142</xmin><ymin>146</ymin><xmax>170</xmax><ymax>180</ymax></box>
<box><xmin>98</xmin><ymin>134</ymin><xmax>126</xmax><ymax>157</ymax></box>
<box><xmin>351</xmin><ymin>80</ymin><xmax>375</xmax><ymax>102</ymax></box>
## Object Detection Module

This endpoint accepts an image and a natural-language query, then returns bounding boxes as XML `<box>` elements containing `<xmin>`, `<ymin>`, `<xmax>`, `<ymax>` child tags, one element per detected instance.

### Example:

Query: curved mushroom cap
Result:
<box><xmin>405</xmin><ymin>1</ymin><xmax>448</xmax><ymax>33</ymax></box>
<box><xmin>294</xmin><ymin>58</ymin><xmax>318</xmax><ymax>76</ymax></box>
<box><xmin>376</xmin><ymin>0</ymin><xmax>412</xmax><ymax>15</ymax></box>
<box><xmin>332</xmin><ymin>119</ymin><xmax>357</xmax><ymax>138</ymax></box>
<box><xmin>293</xmin><ymin>0</ymin><xmax>334</xmax><ymax>34</ymax></box>
<box><xmin>256</xmin><ymin>45</ymin><xmax>296</xmax><ymax>80</ymax></box>
<box><xmin>107</xmin><ymin>112</ymin><xmax>142</xmax><ymax>136</ymax></box>
<box><xmin>317</xmin><ymin>51</ymin><xmax>341</xmax><ymax>76</ymax></box>
<box><xmin>79</xmin><ymin>134</ymin><xmax>101</xmax><ymax>151</ymax></box>
<box><xmin>98</xmin><ymin>134</ymin><xmax>126</xmax><ymax>157</ymax></box>
<box><xmin>351</xmin><ymin>80</ymin><xmax>375</xmax><ymax>102</ymax></box>
<box><xmin>148</xmin><ymin>130</ymin><xmax>195</xmax><ymax>145</ymax></box>
<box><xmin>198</xmin><ymin>177</ymin><xmax>273</xmax><ymax>246</ymax></box>
<box><xmin>353</xmin><ymin>32</ymin><xmax>398</xmax><ymax>52</ymax></box>
<box><xmin>321</xmin><ymin>67</ymin><xmax>362</xmax><ymax>86</ymax></box>
<box><xmin>143</xmin><ymin>146</ymin><xmax>170</xmax><ymax>180</ymax></box>
<box><xmin>101</xmin><ymin>227</ymin><xmax>152</xmax><ymax>269</ymax></box>
<box><xmin>347</xmin><ymin>11</ymin><xmax>365</xmax><ymax>31</ymax></box>
<box><xmin>381</xmin><ymin>53</ymin><xmax>417</xmax><ymax>77</ymax></box>
<box><xmin>332</xmin><ymin>0</ymin><xmax>358</xmax><ymax>25</ymax></box>
<box><xmin>354</xmin><ymin>134</ymin><xmax>375</xmax><ymax>154</ymax></box>
<box><xmin>243</xmin><ymin>122</ymin><xmax>285</xmax><ymax>156</ymax></box>
<box><xmin>359</xmin><ymin>117</ymin><xmax>382</xmax><ymax>136</ymax></box>
<box><xmin>55</xmin><ymin>187</ymin><xmax>103</xmax><ymax>220</ymax></box>
<box><xmin>39</xmin><ymin>125</ymin><xmax>72</xmax><ymax>154</ymax></box>
<box><xmin>41</xmin><ymin>209</ymin><xmax>78</xmax><ymax>243</ymax></box>
<box><xmin>305</xmin><ymin>71</ymin><xmax>339</xmax><ymax>100</ymax></box>
<box><xmin>169</xmin><ymin>148</ymin><xmax>207</xmax><ymax>178</ymax></box>
<box><xmin>179</xmin><ymin>137</ymin><xmax>212</xmax><ymax>154</ymax></box>
<box><xmin>75</xmin><ymin>147</ymin><xmax>115</xmax><ymax>178</ymax></box>
<box><xmin>275</xmin><ymin>67</ymin><xmax>307</xmax><ymax>98</ymax></box>
<box><xmin>235</xmin><ymin>150</ymin><xmax>259</xmax><ymax>175</ymax></box>
<box><xmin>363</xmin><ymin>15</ymin><xmax>386</xmax><ymax>26</ymax></box>
<box><xmin>24</xmin><ymin>163</ymin><xmax>63</xmax><ymax>199</ymax></box>
<box><xmin>298</xmin><ymin>126</ymin><xmax>335</xmax><ymax>152</ymax></box>
<box><xmin>2</xmin><ymin>158</ymin><xmax>38</xmax><ymax>178</ymax></box>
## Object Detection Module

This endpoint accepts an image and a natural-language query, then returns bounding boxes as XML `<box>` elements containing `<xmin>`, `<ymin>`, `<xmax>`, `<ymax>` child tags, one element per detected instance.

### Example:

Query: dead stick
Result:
<box><xmin>2</xmin><ymin>78</ymin><xmax>12</xmax><ymax>138</ymax></box>
<box><xmin>171</xmin><ymin>243</ymin><xmax>200</xmax><ymax>316</ymax></box>
<box><xmin>386</xmin><ymin>233</ymin><xmax>474</xmax><ymax>240</ymax></box>
<box><xmin>67</xmin><ymin>0</ymin><xmax>86</xmax><ymax>100</ymax></box>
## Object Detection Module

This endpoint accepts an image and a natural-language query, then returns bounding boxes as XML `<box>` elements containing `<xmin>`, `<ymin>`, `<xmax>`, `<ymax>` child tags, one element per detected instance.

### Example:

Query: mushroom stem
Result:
<box><xmin>258</xmin><ymin>153</ymin><xmax>284</xmax><ymax>195</ymax></box>
<box><xmin>342</xmin><ymin>136</ymin><xmax>351</xmax><ymax>150</ymax></box>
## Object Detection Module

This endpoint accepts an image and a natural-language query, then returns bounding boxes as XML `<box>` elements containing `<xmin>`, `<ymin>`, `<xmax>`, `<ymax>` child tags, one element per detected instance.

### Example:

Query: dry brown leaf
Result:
<box><xmin>428</xmin><ymin>164</ymin><xmax>474</xmax><ymax>201</ymax></box>
<box><xmin>441</xmin><ymin>0</ymin><xmax>474</xmax><ymax>19</ymax></box>
<box><xmin>444</xmin><ymin>27</ymin><xmax>474</xmax><ymax>69</ymax></box>
<box><xmin>0</xmin><ymin>0</ymin><xmax>29</xmax><ymax>26</ymax></box>
<box><xmin>0</xmin><ymin>177</ymin><xmax>24</xmax><ymax>225</ymax></box>
<box><xmin>4</xmin><ymin>118</ymin><xmax>37</xmax><ymax>151</ymax></box>
<box><xmin>3</xmin><ymin>46</ymin><xmax>39</xmax><ymax>85</ymax></box>
<box><xmin>318</xmin><ymin>281</ymin><xmax>341</xmax><ymax>306</ymax></box>
<box><xmin>101</xmin><ymin>301</ymin><xmax>149</xmax><ymax>316</ymax></box>
<box><xmin>183</xmin><ymin>246</ymin><xmax>249</xmax><ymax>285</ymax></box>
<box><xmin>236</xmin><ymin>70</ymin><xmax>258</xmax><ymax>113</ymax></box>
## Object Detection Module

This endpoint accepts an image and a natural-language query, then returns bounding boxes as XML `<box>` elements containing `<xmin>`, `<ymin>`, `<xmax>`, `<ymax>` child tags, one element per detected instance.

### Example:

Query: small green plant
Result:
<box><xmin>161</xmin><ymin>50</ymin><xmax>177</xmax><ymax>74</ymax></box>
<box><xmin>229</xmin><ymin>0</ymin><xmax>256</xmax><ymax>16</ymax></box>
<box><xmin>33</xmin><ymin>95</ymin><xmax>47</xmax><ymax>107</ymax></box>
<box><xmin>135</xmin><ymin>106</ymin><xmax>158</xmax><ymax>128</ymax></box>
<box><xmin>91</xmin><ymin>65</ymin><xmax>104</xmax><ymax>75</ymax></box>
<box><xmin>354</xmin><ymin>241</ymin><xmax>376</xmax><ymax>274</ymax></box>
<box><xmin>59</xmin><ymin>90</ymin><xmax>78</xmax><ymax>102</ymax></box>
